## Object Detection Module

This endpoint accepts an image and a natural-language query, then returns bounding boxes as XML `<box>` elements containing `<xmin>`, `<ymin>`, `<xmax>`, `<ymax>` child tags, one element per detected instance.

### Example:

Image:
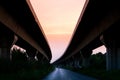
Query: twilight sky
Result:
<box><xmin>29</xmin><ymin>0</ymin><xmax>106</xmax><ymax>63</ymax></box>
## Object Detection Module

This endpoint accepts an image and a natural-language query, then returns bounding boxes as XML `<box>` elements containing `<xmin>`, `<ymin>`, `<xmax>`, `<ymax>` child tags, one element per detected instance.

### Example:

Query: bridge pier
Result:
<box><xmin>100</xmin><ymin>26</ymin><xmax>120</xmax><ymax>70</ymax></box>
<box><xmin>101</xmin><ymin>36</ymin><xmax>120</xmax><ymax>70</ymax></box>
<box><xmin>26</xmin><ymin>48</ymin><xmax>37</xmax><ymax>62</ymax></box>
<box><xmin>69</xmin><ymin>59</ymin><xmax>74</xmax><ymax>67</ymax></box>
<box><xmin>81</xmin><ymin>50</ymin><xmax>92</xmax><ymax>68</ymax></box>
<box><xmin>66</xmin><ymin>56</ymin><xmax>74</xmax><ymax>67</ymax></box>
<box><xmin>67</xmin><ymin>59</ymin><xmax>72</xmax><ymax>67</ymax></box>
<box><xmin>0</xmin><ymin>24</ymin><xmax>14</xmax><ymax>60</ymax></box>
<box><xmin>74</xmin><ymin>59</ymin><xmax>81</xmax><ymax>68</ymax></box>
<box><xmin>36</xmin><ymin>52</ymin><xmax>45</xmax><ymax>63</ymax></box>
<box><xmin>36</xmin><ymin>53</ymin><xmax>49</xmax><ymax>64</ymax></box>
<box><xmin>73</xmin><ymin>53</ymin><xmax>82</xmax><ymax>68</ymax></box>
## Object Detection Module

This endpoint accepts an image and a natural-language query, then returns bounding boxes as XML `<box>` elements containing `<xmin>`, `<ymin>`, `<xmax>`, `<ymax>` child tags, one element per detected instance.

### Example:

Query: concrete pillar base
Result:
<box><xmin>81</xmin><ymin>50</ymin><xmax>92</xmax><ymax>68</ymax></box>
<box><xmin>0</xmin><ymin>48</ymin><xmax>10</xmax><ymax>60</ymax></box>
<box><xmin>106</xmin><ymin>47</ymin><xmax>120</xmax><ymax>70</ymax></box>
<box><xmin>82</xmin><ymin>58</ymin><xmax>90</xmax><ymax>68</ymax></box>
<box><xmin>26</xmin><ymin>48</ymin><xmax>37</xmax><ymax>62</ymax></box>
<box><xmin>0</xmin><ymin>24</ymin><xmax>14</xmax><ymax>61</ymax></box>
<box><xmin>100</xmin><ymin>26</ymin><xmax>120</xmax><ymax>70</ymax></box>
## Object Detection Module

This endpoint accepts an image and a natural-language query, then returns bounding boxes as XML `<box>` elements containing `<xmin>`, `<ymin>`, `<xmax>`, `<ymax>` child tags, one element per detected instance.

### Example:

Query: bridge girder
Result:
<box><xmin>54</xmin><ymin>0</ymin><xmax>120</xmax><ymax>64</ymax></box>
<box><xmin>0</xmin><ymin>0</ymin><xmax>51</xmax><ymax>61</ymax></box>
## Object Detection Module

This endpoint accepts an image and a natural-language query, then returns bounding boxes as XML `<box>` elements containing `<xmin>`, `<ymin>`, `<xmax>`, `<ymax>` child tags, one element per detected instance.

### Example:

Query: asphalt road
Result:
<box><xmin>43</xmin><ymin>68</ymin><xmax>97</xmax><ymax>80</ymax></box>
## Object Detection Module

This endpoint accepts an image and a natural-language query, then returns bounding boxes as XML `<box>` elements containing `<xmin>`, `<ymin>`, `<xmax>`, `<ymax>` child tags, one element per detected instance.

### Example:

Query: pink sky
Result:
<box><xmin>93</xmin><ymin>45</ymin><xmax>106</xmax><ymax>54</ymax></box>
<box><xmin>28</xmin><ymin>0</ymin><xmax>106</xmax><ymax>63</ymax></box>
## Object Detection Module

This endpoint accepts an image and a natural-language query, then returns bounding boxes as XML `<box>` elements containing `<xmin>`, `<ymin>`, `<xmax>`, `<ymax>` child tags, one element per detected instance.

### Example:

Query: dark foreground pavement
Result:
<box><xmin>43</xmin><ymin>68</ymin><xmax>97</xmax><ymax>80</ymax></box>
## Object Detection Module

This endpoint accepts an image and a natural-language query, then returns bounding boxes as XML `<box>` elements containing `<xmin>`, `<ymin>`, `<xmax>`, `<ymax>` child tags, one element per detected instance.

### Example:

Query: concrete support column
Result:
<box><xmin>37</xmin><ymin>52</ymin><xmax>49</xmax><ymax>64</ymax></box>
<box><xmin>82</xmin><ymin>58</ymin><xmax>90</xmax><ymax>68</ymax></box>
<box><xmin>100</xmin><ymin>34</ymin><xmax>120</xmax><ymax>70</ymax></box>
<box><xmin>74</xmin><ymin>53</ymin><xmax>82</xmax><ymax>68</ymax></box>
<box><xmin>68</xmin><ymin>58</ymin><xmax>73</xmax><ymax>67</ymax></box>
<box><xmin>36</xmin><ymin>52</ymin><xmax>44</xmax><ymax>63</ymax></box>
<box><xmin>75</xmin><ymin>59</ymin><xmax>81</xmax><ymax>68</ymax></box>
<box><xmin>26</xmin><ymin>48</ymin><xmax>37</xmax><ymax>62</ymax></box>
<box><xmin>100</xmin><ymin>26</ymin><xmax>120</xmax><ymax>70</ymax></box>
<box><xmin>81</xmin><ymin>50</ymin><xmax>92</xmax><ymax>68</ymax></box>
<box><xmin>0</xmin><ymin>48</ymin><xmax>11</xmax><ymax>60</ymax></box>
<box><xmin>0</xmin><ymin>25</ymin><xmax>14</xmax><ymax>60</ymax></box>
<box><xmin>71</xmin><ymin>56</ymin><xmax>75</xmax><ymax>67</ymax></box>
<box><xmin>69</xmin><ymin>59</ymin><xmax>73</xmax><ymax>66</ymax></box>
<box><xmin>68</xmin><ymin>59</ymin><xmax>71</xmax><ymax>67</ymax></box>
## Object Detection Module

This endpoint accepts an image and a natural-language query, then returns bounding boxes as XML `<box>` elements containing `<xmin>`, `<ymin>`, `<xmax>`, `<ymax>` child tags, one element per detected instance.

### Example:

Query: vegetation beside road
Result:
<box><xmin>0</xmin><ymin>48</ymin><xmax>54</xmax><ymax>80</ymax></box>
<box><xmin>75</xmin><ymin>67</ymin><xmax>120</xmax><ymax>80</ymax></box>
<box><xmin>63</xmin><ymin>52</ymin><xmax>120</xmax><ymax>80</ymax></box>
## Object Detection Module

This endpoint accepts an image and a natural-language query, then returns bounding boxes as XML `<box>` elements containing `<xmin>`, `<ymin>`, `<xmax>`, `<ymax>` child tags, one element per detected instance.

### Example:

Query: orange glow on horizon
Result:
<box><xmin>47</xmin><ymin>34</ymin><xmax>71</xmax><ymax>62</ymax></box>
<box><xmin>29</xmin><ymin>0</ymin><xmax>86</xmax><ymax>62</ymax></box>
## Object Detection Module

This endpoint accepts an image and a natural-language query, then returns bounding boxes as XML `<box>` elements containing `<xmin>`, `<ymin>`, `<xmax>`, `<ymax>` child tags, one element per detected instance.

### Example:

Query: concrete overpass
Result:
<box><xmin>54</xmin><ymin>0</ymin><xmax>120</xmax><ymax>70</ymax></box>
<box><xmin>0</xmin><ymin>0</ymin><xmax>52</xmax><ymax>62</ymax></box>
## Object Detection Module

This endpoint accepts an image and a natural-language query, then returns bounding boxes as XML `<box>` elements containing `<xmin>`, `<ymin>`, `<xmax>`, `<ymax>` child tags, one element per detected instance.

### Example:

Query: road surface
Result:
<box><xmin>43</xmin><ymin>68</ymin><xmax>97</xmax><ymax>80</ymax></box>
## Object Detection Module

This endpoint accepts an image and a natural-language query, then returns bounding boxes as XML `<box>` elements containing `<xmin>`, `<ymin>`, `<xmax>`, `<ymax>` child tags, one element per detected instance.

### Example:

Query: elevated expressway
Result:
<box><xmin>54</xmin><ymin>0</ymin><xmax>120</xmax><ymax>70</ymax></box>
<box><xmin>0</xmin><ymin>0</ymin><xmax>52</xmax><ymax>62</ymax></box>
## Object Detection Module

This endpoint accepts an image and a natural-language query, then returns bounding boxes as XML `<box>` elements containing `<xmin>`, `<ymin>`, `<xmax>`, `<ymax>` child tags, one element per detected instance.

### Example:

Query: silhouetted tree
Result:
<box><xmin>11</xmin><ymin>48</ymin><xmax>28</xmax><ymax>71</ymax></box>
<box><xmin>90</xmin><ymin>52</ymin><xmax>106</xmax><ymax>69</ymax></box>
